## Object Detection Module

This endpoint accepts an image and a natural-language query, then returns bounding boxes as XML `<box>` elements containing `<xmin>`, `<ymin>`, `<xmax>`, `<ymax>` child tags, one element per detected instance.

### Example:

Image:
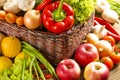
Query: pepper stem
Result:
<box><xmin>52</xmin><ymin>0</ymin><xmax>66</xmax><ymax>22</ymax></box>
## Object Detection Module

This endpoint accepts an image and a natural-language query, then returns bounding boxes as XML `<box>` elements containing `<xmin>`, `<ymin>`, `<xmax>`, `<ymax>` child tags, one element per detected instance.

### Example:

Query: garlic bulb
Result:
<box><xmin>3</xmin><ymin>0</ymin><xmax>21</xmax><ymax>14</ymax></box>
<box><xmin>102</xmin><ymin>9</ymin><xmax>119</xmax><ymax>23</ymax></box>
<box><xmin>18</xmin><ymin>0</ymin><xmax>35</xmax><ymax>11</ymax></box>
<box><xmin>95</xmin><ymin>0</ymin><xmax>110</xmax><ymax>13</ymax></box>
<box><xmin>92</xmin><ymin>25</ymin><xmax>107</xmax><ymax>39</ymax></box>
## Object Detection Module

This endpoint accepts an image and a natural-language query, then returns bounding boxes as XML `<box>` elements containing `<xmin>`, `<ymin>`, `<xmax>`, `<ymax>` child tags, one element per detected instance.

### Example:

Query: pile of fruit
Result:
<box><xmin>0</xmin><ymin>0</ymin><xmax>120</xmax><ymax>80</ymax></box>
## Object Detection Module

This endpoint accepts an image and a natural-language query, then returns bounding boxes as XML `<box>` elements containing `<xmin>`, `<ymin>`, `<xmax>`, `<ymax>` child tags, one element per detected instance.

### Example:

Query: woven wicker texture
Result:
<box><xmin>0</xmin><ymin>12</ymin><xmax>94</xmax><ymax>65</ymax></box>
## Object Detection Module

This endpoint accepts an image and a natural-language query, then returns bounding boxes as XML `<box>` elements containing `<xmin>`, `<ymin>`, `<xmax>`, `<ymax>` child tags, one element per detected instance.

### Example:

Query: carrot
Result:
<box><xmin>16</xmin><ymin>16</ymin><xmax>24</xmax><ymax>26</ymax></box>
<box><xmin>0</xmin><ymin>10</ymin><xmax>7</xmax><ymax>20</ymax></box>
<box><xmin>5</xmin><ymin>13</ymin><xmax>17</xmax><ymax>24</ymax></box>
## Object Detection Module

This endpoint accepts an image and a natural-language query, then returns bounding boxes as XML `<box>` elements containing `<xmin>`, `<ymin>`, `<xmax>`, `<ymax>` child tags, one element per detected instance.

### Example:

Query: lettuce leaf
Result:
<box><xmin>64</xmin><ymin>0</ymin><xmax>95</xmax><ymax>24</ymax></box>
<box><xmin>0</xmin><ymin>58</ymin><xmax>32</xmax><ymax>80</ymax></box>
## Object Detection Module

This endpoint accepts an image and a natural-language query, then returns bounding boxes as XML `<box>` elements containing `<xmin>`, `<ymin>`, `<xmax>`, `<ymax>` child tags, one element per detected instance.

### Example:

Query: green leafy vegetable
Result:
<box><xmin>107</xmin><ymin>0</ymin><xmax>120</xmax><ymax>16</ymax></box>
<box><xmin>0</xmin><ymin>41</ymin><xmax>58</xmax><ymax>80</ymax></box>
<box><xmin>64</xmin><ymin>0</ymin><xmax>95</xmax><ymax>24</ymax></box>
<box><xmin>0</xmin><ymin>58</ymin><xmax>33</xmax><ymax>80</ymax></box>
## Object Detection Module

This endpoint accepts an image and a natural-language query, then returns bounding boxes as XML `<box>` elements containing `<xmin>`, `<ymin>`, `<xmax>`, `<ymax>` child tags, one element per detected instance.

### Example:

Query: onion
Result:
<box><xmin>24</xmin><ymin>10</ymin><xmax>41</xmax><ymax>29</ymax></box>
<box><xmin>86</xmin><ymin>33</ymin><xmax>99</xmax><ymax>45</ymax></box>
<box><xmin>95</xmin><ymin>40</ymin><xmax>113</xmax><ymax>57</ymax></box>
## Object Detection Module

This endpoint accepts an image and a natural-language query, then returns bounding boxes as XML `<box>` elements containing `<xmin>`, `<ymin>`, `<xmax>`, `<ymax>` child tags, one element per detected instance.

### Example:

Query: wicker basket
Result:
<box><xmin>0</xmin><ymin>12</ymin><xmax>94</xmax><ymax>65</ymax></box>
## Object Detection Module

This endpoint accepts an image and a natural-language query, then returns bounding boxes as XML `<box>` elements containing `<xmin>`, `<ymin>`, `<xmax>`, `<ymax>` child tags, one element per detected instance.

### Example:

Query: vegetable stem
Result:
<box><xmin>22</xmin><ymin>54</ymin><xmax>26</xmax><ymax>80</ymax></box>
<box><xmin>21</xmin><ymin>41</ymin><xmax>59</xmax><ymax>80</ymax></box>
<box><xmin>33</xmin><ymin>63</ymin><xmax>39</xmax><ymax>80</ymax></box>
<box><xmin>35</xmin><ymin>59</ymin><xmax>46</xmax><ymax>80</ymax></box>
<box><xmin>29</xmin><ymin>57</ymin><xmax>35</xmax><ymax>75</ymax></box>
<box><xmin>52</xmin><ymin>0</ymin><xmax>66</xmax><ymax>22</ymax></box>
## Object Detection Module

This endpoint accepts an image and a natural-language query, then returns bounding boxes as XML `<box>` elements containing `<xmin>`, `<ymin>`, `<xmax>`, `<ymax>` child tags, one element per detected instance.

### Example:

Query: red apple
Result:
<box><xmin>56</xmin><ymin>59</ymin><xmax>81</xmax><ymax>80</ymax></box>
<box><xmin>75</xmin><ymin>43</ymin><xmax>99</xmax><ymax>67</ymax></box>
<box><xmin>84</xmin><ymin>62</ymin><xmax>110</xmax><ymax>80</ymax></box>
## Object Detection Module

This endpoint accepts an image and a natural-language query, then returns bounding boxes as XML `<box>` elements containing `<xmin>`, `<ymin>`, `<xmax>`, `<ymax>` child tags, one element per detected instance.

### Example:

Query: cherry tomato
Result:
<box><xmin>110</xmin><ymin>52</ymin><xmax>120</xmax><ymax>64</ymax></box>
<box><xmin>103</xmin><ymin>36</ymin><xmax>115</xmax><ymax>46</ymax></box>
<box><xmin>100</xmin><ymin>56</ymin><xmax>113</xmax><ymax>70</ymax></box>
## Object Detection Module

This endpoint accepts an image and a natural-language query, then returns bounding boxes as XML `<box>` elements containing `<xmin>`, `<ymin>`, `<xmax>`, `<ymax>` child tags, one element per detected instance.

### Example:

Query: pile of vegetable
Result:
<box><xmin>0</xmin><ymin>0</ymin><xmax>120</xmax><ymax>80</ymax></box>
<box><xmin>0</xmin><ymin>36</ymin><xmax>58</xmax><ymax>80</ymax></box>
<box><xmin>0</xmin><ymin>0</ymin><xmax>96</xmax><ymax>34</ymax></box>
<box><xmin>95</xmin><ymin>0</ymin><xmax>119</xmax><ymax>24</ymax></box>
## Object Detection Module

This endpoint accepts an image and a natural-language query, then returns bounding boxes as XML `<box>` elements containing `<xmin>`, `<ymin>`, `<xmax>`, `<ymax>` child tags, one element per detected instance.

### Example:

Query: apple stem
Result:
<box><xmin>95</xmin><ymin>65</ymin><xmax>101</xmax><ymax>70</ymax></box>
<box><xmin>67</xmin><ymin>64</ymin><xmax>72</xmax><ymax>69</ymax></box>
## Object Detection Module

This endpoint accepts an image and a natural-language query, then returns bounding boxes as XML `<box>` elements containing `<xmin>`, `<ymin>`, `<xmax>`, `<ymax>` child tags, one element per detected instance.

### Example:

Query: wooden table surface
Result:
<box><xmin>109</xmin><ymin>64</ymin><xmax>120</xmax><ymax>80</ymax></box>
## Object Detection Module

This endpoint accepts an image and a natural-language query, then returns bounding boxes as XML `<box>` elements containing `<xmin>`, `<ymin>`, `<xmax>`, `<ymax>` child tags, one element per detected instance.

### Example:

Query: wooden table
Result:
<box><xmin>109</xmin><ymin>64</ymin><xmax>120</xmax><ymax>80</ymax></box>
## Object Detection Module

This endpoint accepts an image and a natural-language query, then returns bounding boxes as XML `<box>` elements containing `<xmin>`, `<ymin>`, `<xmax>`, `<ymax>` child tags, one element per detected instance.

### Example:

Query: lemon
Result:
<box><xmin>1</xmin><ymin>36</ymin><xmax>21</xmax><ymax>58</ymax></box>
<box><xmin>0</xmin><ymin>56</ymin><xmax>13</xmax><ymax>72</ymax></box>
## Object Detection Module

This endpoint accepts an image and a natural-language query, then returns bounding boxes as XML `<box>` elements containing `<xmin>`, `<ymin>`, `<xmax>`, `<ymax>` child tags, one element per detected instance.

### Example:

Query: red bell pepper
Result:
<box><xmin>42</xmin><ymin>0</ymin><xmax>74</xmax><ymax>34</ymax></box>
<box><xmin>36</xmin><ymin>0</ymin><xmax>52</xmax><ymax>11</ymax></box>
<box><xmin>94</xmin><ymin>17</ymin><xmax>120</xmax><ymax>41</ymax></box>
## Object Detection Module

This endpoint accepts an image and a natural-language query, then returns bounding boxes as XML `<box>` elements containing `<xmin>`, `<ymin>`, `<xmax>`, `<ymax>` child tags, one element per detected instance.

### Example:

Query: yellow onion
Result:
<box><xmin>95</xmin><ymin>40</ymin><xmax>113</xmax><ymax>57</ymax></box>
<box><xmin>86</xmin><ymin>33</ymin><xmax>99</xmax><ymax>45</ymax></box>
<box><xmin>24</xmin><ymin>10</ymin><xmax>41</xmax><ymax>29</ymax></box>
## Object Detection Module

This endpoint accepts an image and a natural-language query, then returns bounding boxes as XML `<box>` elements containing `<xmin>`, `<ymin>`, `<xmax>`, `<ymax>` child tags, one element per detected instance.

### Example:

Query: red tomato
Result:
<box><xmin>100</xmin><ymin>56</ymin><xmax>113</xmax><ymax>70</ymax></box>
<box><xmin>110</xmin><ymin>52</ymin><xmax>120</xmax><ymax>64</ymax></box>
<box><xmin>103</xmin><ymin>36</ymin><xmax>115</xmax><ymax>46</ymax></box>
